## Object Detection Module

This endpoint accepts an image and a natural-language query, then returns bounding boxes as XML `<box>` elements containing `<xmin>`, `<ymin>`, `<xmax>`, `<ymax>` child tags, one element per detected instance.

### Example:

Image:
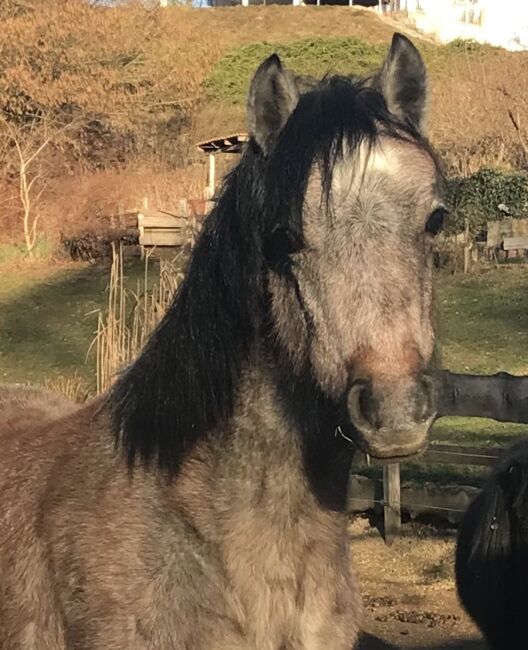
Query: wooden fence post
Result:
<box><xmin>383</xmin><ymin>463</ymin><xmax>401</xmax><ymax>545</ymax></box>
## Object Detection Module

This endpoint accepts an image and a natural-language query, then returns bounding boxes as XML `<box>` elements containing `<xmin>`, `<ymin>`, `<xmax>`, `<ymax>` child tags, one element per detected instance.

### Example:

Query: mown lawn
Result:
<box><xmin>420</xmin><ymin>267</ymin><xmax>528</xmax><ymax>485</ymax></box>
<box><xmin>432</xmin><ymin>267</ymin><xmax>528</xmax><ymax>448</ymax></box>
<box><xmin>0</xmin><ymin>261</ymin><xmax>527</xmax><ymax>484</ymax></box>
<box><xmin>0</xmin><ymin>258</ymin><xmax>159</xmax><ymax>391</ymax></box>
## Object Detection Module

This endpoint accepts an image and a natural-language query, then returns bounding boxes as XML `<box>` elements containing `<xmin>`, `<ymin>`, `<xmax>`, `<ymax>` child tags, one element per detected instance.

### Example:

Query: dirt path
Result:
<box><xmin>349</xmin><ymin>517</ymin><xmax>487</xmax><ymax>650</ymax></box>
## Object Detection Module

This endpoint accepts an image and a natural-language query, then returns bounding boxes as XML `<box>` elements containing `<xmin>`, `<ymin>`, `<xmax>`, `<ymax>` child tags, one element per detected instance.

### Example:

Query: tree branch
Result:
<box><xmin>508</xmin><ymin>107</ymin><xmax>528</xmax><ymax>163</ymax></box>
<box><xmin>435</xmin><ymin>370</ymin><xmax>528</xmax><ymax>423</ymax></box>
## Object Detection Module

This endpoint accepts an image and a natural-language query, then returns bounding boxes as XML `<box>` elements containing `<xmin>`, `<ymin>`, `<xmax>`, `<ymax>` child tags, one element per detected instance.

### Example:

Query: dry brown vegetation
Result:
<box><xmin>429</xmin><ymin>51</ymin><xmax>528</xmax><ymax>175</ymax></box>
<box><xmin>1</xmin><ymin>1</ymin><xmax>527</xmax><ymax>248</ymax></box>
<box><xmin>0</xmin><ymin>0</ymin><xmax>215</xmax><ymax>246</ymax></box>
<box><xmin>93</xmin><ymin>246</ymin><xmax>184</xmax><ymax>393</ymax></box>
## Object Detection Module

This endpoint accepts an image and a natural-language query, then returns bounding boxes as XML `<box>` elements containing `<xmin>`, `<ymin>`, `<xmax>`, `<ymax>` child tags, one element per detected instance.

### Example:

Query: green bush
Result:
<box><xmin>205</xmin><ymin>36</ymin><xmax>501</xmax><ymax>106</ymax></box>
<box><xmin>206</xmin><ymin>37</ymin><xmax>386</xmax><ymax>104</ymax></box>
<box><xmin>443</xmin><ymin>38</ymin><xmax>499</xmax><ymax>55</ymax></box>
<box><xmin>446</xmin><ymin>168</ymin><xmax>528</xmax><ymax>234</ymax></box>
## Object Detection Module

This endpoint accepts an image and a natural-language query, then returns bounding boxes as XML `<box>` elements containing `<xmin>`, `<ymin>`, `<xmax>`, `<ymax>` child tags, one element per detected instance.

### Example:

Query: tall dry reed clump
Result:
<box><xmin>45</xmin><ymin>372</ymin><xmax>91</xmax><ymax>404</ymax></box>
<box><xmin>94</xmin><ymin>245</ymin><xmax>184</xmax><ymax>394</ymax></box>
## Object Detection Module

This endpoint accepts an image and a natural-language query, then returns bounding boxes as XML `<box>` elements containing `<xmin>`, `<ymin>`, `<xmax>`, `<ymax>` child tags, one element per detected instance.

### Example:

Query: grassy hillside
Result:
<box><xmin>2</xmin><ymin>3</ymin><xmax>528</xmax><ymax>247</ymax></box>
<box><xmin>197</xmin><ymin>27</ymin><xmax>524</xmax><ymax>174</ymax></box>
<box><xmin>205</xmin><ymin>37</ymin><xmax>496</xmax><ymax>106</ymax></box>
<box><xmin>205</xmin><ymin>37</ymin><xmax>388</xmax><ymax>105</ymax></box>
<box><xmin>182</xmin><ymin>5</ymin><xmax>397</xmax><ymax>47</ymax></box>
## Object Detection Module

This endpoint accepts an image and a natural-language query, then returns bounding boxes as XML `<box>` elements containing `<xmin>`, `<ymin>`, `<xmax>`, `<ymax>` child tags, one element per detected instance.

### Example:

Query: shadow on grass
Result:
<box><xmin>437</xmin><ymin>268</ymin><xmax>528</xmax><ymax>374</ymax></box>
<box><xmin>0</xmin><ymin>260</ymin><xmax>153</xmax><ymax>386</ymax></box>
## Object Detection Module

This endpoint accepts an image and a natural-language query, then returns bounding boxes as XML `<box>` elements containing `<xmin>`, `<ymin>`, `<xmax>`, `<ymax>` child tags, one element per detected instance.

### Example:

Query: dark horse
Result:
<box><xmin>0</xmin><ymin>34</ymin><xmax>446</xmax><ymax>649</ymax></box>
<box><xmin>456</xmin><ymin>438</ymin><xmax>528</xmax><ymax>649</ymax></box>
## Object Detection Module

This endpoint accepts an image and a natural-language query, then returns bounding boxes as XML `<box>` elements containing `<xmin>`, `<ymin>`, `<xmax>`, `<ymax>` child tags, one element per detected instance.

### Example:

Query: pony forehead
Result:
<box><xmin>354</xmin><ymin>135</ymin><xmax>438</xmax><ymax>178</ymax></box>
<box><xmin>327</xmin><ymin>134</ymin><xmax>441</xmax><ymax>198</ymax></box>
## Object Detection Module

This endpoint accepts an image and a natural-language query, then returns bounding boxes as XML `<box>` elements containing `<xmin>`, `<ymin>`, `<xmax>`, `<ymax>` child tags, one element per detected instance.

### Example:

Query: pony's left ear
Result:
<box><xmin>377</xmin><ymin>33</ymin><xmax>428</xmax><ymax>131</ymax></box>
<box><xmin>247</xmin><ymin>54</ymin><xmax>299</xmax><ymax>155</ymax></box>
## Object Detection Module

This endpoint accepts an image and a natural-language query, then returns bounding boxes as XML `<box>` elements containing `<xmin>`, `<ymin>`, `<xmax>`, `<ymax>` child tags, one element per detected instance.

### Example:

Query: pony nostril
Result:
<box><xmin>358</xmin><ymin>384</ymin><xmax>381</xmax><ymax>430</ymax></box>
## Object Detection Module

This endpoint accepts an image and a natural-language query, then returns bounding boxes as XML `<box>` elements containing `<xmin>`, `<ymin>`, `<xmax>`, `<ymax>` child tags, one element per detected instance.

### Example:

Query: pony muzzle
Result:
<box><xmin>347</xmin><ymin>375</ymin><xmax>436</xmax><ymax>459</ymax></box>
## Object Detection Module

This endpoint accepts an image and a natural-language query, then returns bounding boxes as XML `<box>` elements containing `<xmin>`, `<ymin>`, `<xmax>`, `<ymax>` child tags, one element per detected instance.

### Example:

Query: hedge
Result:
<box><xmin>446</xmin><ymin>168</ymin><xmax>528</xmax><ymax>234</ymax></box>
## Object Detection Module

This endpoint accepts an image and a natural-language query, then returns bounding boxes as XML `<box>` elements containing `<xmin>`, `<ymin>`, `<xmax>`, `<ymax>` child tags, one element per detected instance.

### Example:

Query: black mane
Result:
<box><xmin>109</xmin><ymin>76</ymin><xmax>427</xmax><ymax>476</ymax></box>
<box><xmin>265</xmin><ymin>77</ymin><xmax>428</xmax><ymax>252</ymax></box>
<box><xmin>456</xmin><ymin>438</ymin><xmax>528</xmax><ymax>648</ymax></box>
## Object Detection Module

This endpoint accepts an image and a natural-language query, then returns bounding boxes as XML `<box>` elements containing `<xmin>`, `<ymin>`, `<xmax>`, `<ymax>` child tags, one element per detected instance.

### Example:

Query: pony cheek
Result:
<box><xmin>267</xmin><ymin>271</ymin><xmax>310</xmax><ymax>368</ymax></box>
<box><xmin>267</xmin><ymin>270</ymin><xmax>349</xmax><ymax>396</ymax></box>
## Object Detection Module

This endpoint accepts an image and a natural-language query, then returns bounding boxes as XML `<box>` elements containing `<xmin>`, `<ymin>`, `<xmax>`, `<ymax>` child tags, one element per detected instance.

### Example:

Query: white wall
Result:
<box><xmin>407</xmin><ymin>0</ymin><xmax>528</xmax><ymax>51</ymax></box>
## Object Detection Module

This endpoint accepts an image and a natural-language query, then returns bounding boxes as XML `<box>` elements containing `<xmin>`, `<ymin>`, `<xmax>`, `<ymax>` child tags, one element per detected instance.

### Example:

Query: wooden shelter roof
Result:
<box><xmin>196</xmin><ymin>133</ymin><xmax>249</xmax><ymax>154</ymax></box>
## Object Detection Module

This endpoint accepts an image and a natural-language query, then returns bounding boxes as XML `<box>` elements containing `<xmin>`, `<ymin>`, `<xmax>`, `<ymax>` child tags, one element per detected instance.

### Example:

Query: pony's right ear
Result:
<box><xmin>247</xmin><ymin>54</ymin><xmax>299</xmax><ymax>155</ymax></box>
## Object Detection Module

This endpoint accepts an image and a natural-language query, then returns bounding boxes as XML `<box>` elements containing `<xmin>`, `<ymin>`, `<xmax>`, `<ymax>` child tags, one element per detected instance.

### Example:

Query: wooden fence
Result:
<box><xmin>348</xmin><ymin>443</ymin><xmax>504</xmax><ymax>544</ymax></box>
<box><xmin>343</xmin><ymin>366</ymin><xmax>528</xmax><ymax>543</ymax></box>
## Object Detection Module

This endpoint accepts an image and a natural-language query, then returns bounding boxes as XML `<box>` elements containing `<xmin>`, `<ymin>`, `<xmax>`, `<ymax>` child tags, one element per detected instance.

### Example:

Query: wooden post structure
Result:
<box><xmin>383</xmin><ymin>463</ymin><xmax>401</xmax><ymax>545</ymax></box>
<box><xmin>208</xmin><ymin>153</ymin><xmax>216</xmax><ymax>199</ymax></box>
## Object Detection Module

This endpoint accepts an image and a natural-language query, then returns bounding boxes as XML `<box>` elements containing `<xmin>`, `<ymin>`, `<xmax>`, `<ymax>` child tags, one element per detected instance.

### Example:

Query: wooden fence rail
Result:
<box><xmin>421</xmin><ymin>443</ymin><xmax>502</xmax><ymax>466</ymax></box>
<box><xmin>345</xmin><ymin>369</ymin><xmax>528</xmax><ymax>543</ymax></box>
<box><xmin>349</xmin><ymin>443</ymin><xmax>506</xmax><ymax>544</ymax></box>
<box><xmin>354</xmin><ymin>370</ymin><xmax>528</xmax><ymax>542</ymax></box>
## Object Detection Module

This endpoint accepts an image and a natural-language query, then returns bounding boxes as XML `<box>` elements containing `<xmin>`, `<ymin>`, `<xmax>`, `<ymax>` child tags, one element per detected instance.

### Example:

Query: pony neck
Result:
<box><xmin>215</xmin><ymin>343</ymin><xmax>356</xmax><ymax>513</ymax></box>
<box><xmin>109</xmin><ymin>151</ymin><xmax>355</xmax><ymax>506</ymax></box>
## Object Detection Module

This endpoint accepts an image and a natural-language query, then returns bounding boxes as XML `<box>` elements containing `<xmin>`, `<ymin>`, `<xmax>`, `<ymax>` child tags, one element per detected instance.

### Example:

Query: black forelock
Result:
<box><xmin>263</xmin><ymin>75</ymin><xmax>432</xmax><ymax>255</ymax></box>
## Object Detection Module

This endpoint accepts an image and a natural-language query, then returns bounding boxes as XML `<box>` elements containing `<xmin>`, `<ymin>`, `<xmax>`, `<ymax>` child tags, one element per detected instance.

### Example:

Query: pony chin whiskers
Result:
<box><xmin>335</xmin><ymin>425</ymin><xmax>355</xmax><ymax>446</ymax></box>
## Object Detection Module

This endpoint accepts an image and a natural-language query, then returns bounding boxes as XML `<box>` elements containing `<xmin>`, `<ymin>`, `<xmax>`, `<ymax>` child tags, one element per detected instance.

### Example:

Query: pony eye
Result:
<box><xmin>426</xmin><ymin>207</ymin><xmax>447</xmax><ymax>236</ymax></box>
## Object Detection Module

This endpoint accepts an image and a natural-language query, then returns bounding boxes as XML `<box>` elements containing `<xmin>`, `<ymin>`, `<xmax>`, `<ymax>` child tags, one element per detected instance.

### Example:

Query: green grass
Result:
<box><xmin>436</xmin><ymin>266</ymin><xmax>528</xmax><ymax>375</ymax></box>
<box><xmin>205</xmin><ymin>36</ymin><xmax>500</xmax><ymax>106</ymax></box>
<box><xmin>0</xmin><ymin>260</ymin><xmax>527</xmax><ymax>487</ymax></box>
<box><xmin>422</xmin><ymin>267</ymin><xmax>528</xmax><ymax>485</ymax></box>
<box><xmin>0</xmin><ymin>240</ymin><xmax>55</xmax><ymax>264</ymax></box>
<box><xmin>0</xmin><ymin>259</ymin><xmax>159</xmax><ymax>390</ymax></box>
<box><xmin>1</xmin><ymin>263</ymin><xmax>527</xmax><ymax>391</ymax></box>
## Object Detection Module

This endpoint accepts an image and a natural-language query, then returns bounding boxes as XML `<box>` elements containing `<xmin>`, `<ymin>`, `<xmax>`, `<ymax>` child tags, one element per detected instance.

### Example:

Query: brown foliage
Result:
<box><xmin>2</xmin><ymin>2</ymin><xmax>528</xmax><ymax>246</ymax></box>
<box><xmin>0</xmin><ymin>0</ymin><xmax>218</xmax><ymax>243</ymax></box>
<box><xmin>429</xmin><ymin>51</ymin><xmax>528</xmax><ymax>174</ymax></box>
<box><xmin>0</xmin><ymin>0</ymin><xmax>218</xmax><ymax>160</ymax></box>
<box><xmin>40</xmin><ymin>163</ymin><xmax>206</xmax><ymax>240</ymax></box>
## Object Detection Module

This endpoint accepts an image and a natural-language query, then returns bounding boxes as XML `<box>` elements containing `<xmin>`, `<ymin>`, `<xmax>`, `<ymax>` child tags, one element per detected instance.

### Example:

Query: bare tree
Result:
<box><xmin>0</xmin><ymin>116</ymin><xmax>74</xmax><ymax>258</ymax></box>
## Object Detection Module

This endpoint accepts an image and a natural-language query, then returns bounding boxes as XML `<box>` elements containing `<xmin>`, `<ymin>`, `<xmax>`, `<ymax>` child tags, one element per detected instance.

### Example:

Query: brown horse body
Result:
<box><xmin>0</xmin><ymin>384</ymin><xmax>77</xmax><ymax>437</ymax></box>
<box><xmin>1</xmin><ymin>374</ymin><xmax>360</xmax><ymax>650</ymax></box>
<box><xmin>0</xmin><ymin>34</ymin><xmax>444</xmax><ymax>649</ymax></box>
